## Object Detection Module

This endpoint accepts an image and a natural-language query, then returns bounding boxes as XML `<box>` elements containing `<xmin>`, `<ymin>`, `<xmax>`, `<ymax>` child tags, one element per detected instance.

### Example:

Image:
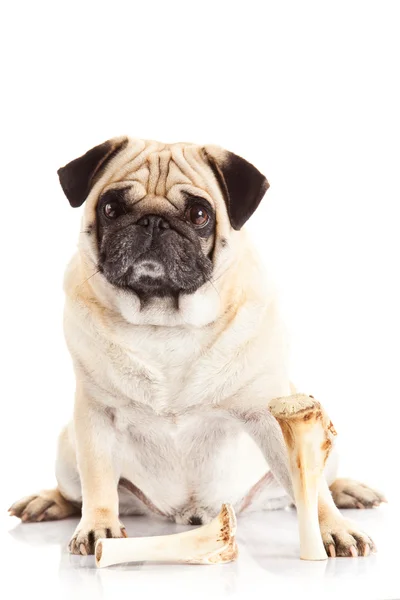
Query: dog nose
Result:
<box><xmin>137</xmin><ymin>215</ymin><xmax>170</xmax><ymax>230</ymax></box>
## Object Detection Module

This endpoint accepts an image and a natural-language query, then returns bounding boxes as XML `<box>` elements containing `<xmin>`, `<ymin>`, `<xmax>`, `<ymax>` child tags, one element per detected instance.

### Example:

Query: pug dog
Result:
<box><xmin>9</xmin><ymin>137</ymin><xmax>385</xmax><ymax>556</ymax></box>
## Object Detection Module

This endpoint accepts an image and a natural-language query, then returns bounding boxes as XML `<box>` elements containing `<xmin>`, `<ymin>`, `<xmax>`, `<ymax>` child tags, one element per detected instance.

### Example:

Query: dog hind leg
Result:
<box><xmin>9</xmin><ymin>424</ymin><xmax>82</xmax><ymax>522</ymax></box>
<box><xmin>8</xmin><ymin>488</ymin><xmax>80</xmax><ymax>522</ymax></box>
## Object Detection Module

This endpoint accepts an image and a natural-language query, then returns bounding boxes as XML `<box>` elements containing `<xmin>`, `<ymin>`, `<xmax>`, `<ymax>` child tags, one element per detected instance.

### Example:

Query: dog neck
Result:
<box><xmin>65</xmin><ymin>254</ymin><xmax>244</xmax><ymax>330</ymax></box>
<box><xmin>65</xmin><ymin>226</ymin><xmax>270</xmax><ymax>334</ymax></box>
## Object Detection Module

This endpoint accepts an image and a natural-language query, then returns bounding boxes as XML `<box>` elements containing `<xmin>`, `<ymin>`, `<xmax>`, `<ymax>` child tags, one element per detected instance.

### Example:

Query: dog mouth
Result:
<box><xmin>99</xmin><ymin>238</ymin><xmax>213</xmax><ymax>299</ymax></box>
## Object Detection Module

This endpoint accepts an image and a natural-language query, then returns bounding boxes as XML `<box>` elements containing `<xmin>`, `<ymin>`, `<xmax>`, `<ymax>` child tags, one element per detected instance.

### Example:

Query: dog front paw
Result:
<box><xmin>68</xmin><ymin>510</ymin><xmax>127</xmax><ymax>555</ymax></box>
<box><xmin>321</xmin><ymin>517</ymin><xmax>376</xmax><ymax>557</ymax></box>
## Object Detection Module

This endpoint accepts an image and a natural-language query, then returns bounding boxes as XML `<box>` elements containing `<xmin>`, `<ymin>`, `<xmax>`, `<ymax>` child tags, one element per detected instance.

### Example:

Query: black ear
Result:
<box><xmin>57</xmin><ymin>137</ymin><xmax>128</xmax><ymax>207</ymax></box>
<box><xmin>204</xmin><ymin>147</ymin><xmax>269</xmax><ymax>230</ymax></box>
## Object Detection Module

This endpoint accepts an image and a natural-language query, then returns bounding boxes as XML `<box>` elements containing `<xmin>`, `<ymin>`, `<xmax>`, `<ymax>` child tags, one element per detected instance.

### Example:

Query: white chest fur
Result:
<box><xmin>66</xmin><ymin>297</ymin><xmax>288</xmax><ymax>413</ymax></box>
<box><xmin>64</xmin><ymin>275</ymin><xmax>291</xmax><ymax>519</ymax></box>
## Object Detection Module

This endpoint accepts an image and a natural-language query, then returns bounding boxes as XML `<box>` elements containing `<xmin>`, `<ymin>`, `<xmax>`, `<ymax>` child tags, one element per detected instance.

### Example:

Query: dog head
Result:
<box><xmin>58</xmin><ymin>137</ymin><xmax>269</xmax><ymax>322</ymax></box>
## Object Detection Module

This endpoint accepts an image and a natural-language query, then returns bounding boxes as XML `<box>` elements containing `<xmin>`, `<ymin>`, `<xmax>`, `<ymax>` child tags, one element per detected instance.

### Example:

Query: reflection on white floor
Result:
<box><xmin>5</xmin><ymin>505</ymin><xmax>398</xmax><ymax>600</ymax></box>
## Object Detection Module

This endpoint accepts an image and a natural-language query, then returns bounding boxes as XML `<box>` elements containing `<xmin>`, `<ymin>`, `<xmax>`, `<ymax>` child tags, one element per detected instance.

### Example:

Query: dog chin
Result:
<box><xmin>102</xmin><ymin>258</ymin><xmax>205</xmax><ymax>300</ymax></box>
<box><xmin>133</xmin><ymin>260</ymin><xmax>166</xmax><ymax>280</ymax></box>
<box><xmin>123</xmin><ymin>259</ymin><xmax>171</xmax><ymax>297</ymax></box>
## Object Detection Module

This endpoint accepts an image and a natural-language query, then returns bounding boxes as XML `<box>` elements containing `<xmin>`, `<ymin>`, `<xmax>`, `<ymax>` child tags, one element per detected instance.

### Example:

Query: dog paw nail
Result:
<box><xmin>349</xmin><ymin>546</ymin><xmax>358</xmax><ymax>558</ymax></box>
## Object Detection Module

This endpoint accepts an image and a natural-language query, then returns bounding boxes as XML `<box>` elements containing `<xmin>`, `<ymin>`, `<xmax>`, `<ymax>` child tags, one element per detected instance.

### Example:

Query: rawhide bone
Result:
<box><xmin>95</xmin><ymin>503</ymin><xmax>238</xmax><ymax>568</ymax></box>
<box><xmin>269</xmin><ymin>393</ymin><xmax>337</xmax><ymax>560</ymax></box>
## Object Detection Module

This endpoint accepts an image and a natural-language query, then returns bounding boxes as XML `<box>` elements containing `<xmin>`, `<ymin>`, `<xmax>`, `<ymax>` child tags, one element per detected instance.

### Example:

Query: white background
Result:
<box><xmin>1</xmin><ymin>1</ymin><xmax>399</xmax><ymax>598</ymax></box>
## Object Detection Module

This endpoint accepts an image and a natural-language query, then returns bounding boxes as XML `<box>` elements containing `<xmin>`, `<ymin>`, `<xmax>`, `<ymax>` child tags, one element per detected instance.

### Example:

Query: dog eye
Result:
<box><xmin>186</xmin><ymin>205</ymin><xmax>210</xmax><ymax>228</ymax></box>
<box><xmin>103</xmin><ymin>201</ymin><xmax>121</xmax><ymax>219</ymax></box>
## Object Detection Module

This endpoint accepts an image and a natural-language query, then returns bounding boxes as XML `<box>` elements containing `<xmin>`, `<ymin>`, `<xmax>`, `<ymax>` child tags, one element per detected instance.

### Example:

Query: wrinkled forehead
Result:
<box><xmin>85</xmin><ymin>139</ymin><xmax>223</xmax><ymax>215</ymax></box>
